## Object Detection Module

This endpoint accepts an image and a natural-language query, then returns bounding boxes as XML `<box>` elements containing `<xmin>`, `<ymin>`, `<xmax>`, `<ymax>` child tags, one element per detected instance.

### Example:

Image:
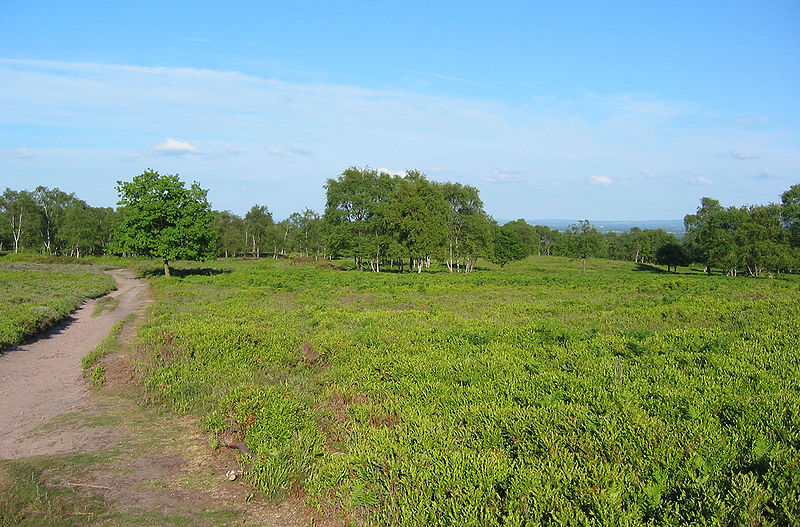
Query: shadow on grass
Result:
<box><xmin>140</xmin><ymin>267</ymin><xmax>232</xmax><ymax>278</ymax></box>
<box><xmin>633</xmin><ymin>263</ymin><xmax>672</xmax><ymax>274</ymax></box>
<box><xmin>0</xmin><ymin>314</ymin><xmax>77</xmax><ymax>357</ymax></box>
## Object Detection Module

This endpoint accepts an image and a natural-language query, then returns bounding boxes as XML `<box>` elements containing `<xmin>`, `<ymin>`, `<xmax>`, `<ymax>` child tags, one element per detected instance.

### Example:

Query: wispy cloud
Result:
<box><xmin>588</xmin><ymin>175</ymin><xmax>613</xmax><ymax>186</ymax></box>
<box><xmin>153</xmin><ymin>138</ymin><xmax>200</xmax><ymax>155</ymax></box>
<box><xmin>266</xmin><ymin>145</ymin><xmax>314</xmax><ymax>158</ymax></box>
<box><xmin>288</xmin><ymin>146</ymin><xmax>313</xmax><ymax>158</ymax></box>
<box><xmin>12</xmin><ymin>148</ymin><xmax>32</xmax><ymax>158</ymax></box>
<box><xmin>753</xmin><ymin>171</ymin><xmax>781</xmax><ymax>180</ymax></box>
<box><xmin>730</xmin><ymin>150</ymin><xmax>761</xmax><ymax>160</ymax></box>
<box><xmin>737</xmin><ymin>116</ymin><xmax>768</xmax><ymax>127</ymax></box>
<box><xmin>691</xmin><ymin>177</ymin><xmax>714</xmax><ymax>185</ymax></box>
<box><xmin>485</xmin><ymin>168</ymin><xmax>524</xmax><ymax>183</ymax></box>
<box><xmin>395</xmin><ymin>67</ymin><xmax>483</xmax><ymax>86</ymax></box>
<box><xmin>0</xmin><ymin>58</ymin><xmax>797</xmax><ymax>219</ymax></box>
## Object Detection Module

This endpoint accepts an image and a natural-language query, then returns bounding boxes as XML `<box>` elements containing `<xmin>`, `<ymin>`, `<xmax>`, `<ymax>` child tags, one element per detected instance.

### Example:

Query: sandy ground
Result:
<box><xmin>0</xmin><ymin>269</ymin><xmax>149</xmax><ymax>459</ymax></box>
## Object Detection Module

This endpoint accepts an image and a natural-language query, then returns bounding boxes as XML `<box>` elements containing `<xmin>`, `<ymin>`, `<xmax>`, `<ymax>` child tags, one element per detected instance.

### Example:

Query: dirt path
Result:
<box><xmin>0</xmin><ymin>269</ymin><xmax>148</xmax><ymax>458</ymax></box>
<box><xmin>0</xmin><ymin>270</ymin><xmax>314</xmax><ymax>526</ymax></box>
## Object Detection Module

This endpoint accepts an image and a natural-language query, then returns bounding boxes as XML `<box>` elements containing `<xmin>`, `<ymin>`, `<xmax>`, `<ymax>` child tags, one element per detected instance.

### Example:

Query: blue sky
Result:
<box><xmin>1</xmin><ymin>1</ymin><xmax>798</xmax><ymax>221</ymax></box>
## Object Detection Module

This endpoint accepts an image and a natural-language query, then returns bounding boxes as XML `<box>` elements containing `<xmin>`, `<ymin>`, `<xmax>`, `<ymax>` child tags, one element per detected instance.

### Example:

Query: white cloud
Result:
<box><xmin>376</xmin><ymin>167</ymin><xmax>406</xmax><ymax>177</ymax></box>
<box><xmin>484</xmin><ymin>168</ymin><xmax>523</xmax><ymax>183</ymax></box>
<box><xmin>153</xmin><ymin>138</ymin><xmax>200</xmax><ymax>155</ymax></box>
<box><xmin>730</xmin><ymin>150</ymin><xmax>761</xmax><ymax>160</ymax></box>
<box><xmin>0</xmin><ymin>58</ymin><xmax>797</xmax><ymax>219</ymax></box>
<box><xmin>691</xmin><ymin>177</ymin><xmax>714</xmax><ymax>185</ymax></box>
<box><xmin>737</xmin><ymin>116</ymin><xmax>768</xmax><ymax>127</ymax></box>
<box><xmin>266</xmin><ymin>145</ymin><xmax>314</xmax><ymax>158</ymax></box>
<box><xmin>588</xmin><ymin>175</ymin><xmax>613</xmax><ymax>186</ymax></box>
<box><xmin>12</xmin><ymin>148</ymin><xmax>32</xmax><ymax>158</ymax></box>
<box><xmin>288</xmin><ymin>146</ymin><xmax>313</xmax><ymax>158</ymax></box>
<box><xmin>754</xmin><ymin>171</ymin><xmax>781</xmax><ymax>180</ymax></box>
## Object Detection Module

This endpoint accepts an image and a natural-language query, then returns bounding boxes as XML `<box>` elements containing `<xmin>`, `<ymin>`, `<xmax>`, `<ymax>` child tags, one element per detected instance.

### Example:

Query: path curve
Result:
<box><xmin>0</xmin><ymin>269</ymin><xmax>149</xmax><ymax>459</ymax></box>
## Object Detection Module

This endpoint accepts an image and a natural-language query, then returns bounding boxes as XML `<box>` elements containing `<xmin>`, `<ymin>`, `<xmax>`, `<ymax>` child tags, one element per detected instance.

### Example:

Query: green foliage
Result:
<box><xmin>0</xmin><ymin>186</ymin><xmax>118</xmax><ymax>256</ymax></box>
<box><xmin>684</xmin><ymin>193</ymin><xmax>798</xmax><ymax>276</ymax></box>
<box><xmin>89</xmin><ymin>364</ymin><xmax>106</xmax><ymax>387</ymax></box>
<box><xmin>490</xmin><ymin>227</ymin><xmax>527</xmax><ymax>268</ymax></box>
<box><xmin>0</xmin><ymin>460</ymin><xmax>102</xmax><ymax>525</ymax></box>
<box><xmin>81</xmin><ymin>318</ymin><xmax>126</xmax><ymax>371</ymax></box>
<box><xmin>0</xmin><ymin>261</ymin><xmax>116</xmax><ymax>349</ymax></box>
<box><xmin>112</xmin><ymin>170</ymin><xmax>216</xmax><ymax>275</ymax></box>
<box><xmin>655</xmin><ymin>242</ymin><xmax>687</xmax><ymax>272</ymax></box>
<box><xmin>323</xmin><ymin>167</ymin><xmax>492</xmax><ymax>273</ymax></box>
<box><xmin>137</xmin><ymin>257</ymin><xmax>800</xmax><ymax>525</ymax></box>
<box><xmin>781</xmin><ymin>183</ymin><xmax>800</xmax><ymax>248</ymax></box>
<box><xmin>205</xmin><ymin>385</ymin><xmax>325</xmax><ymax>496</ymax></box>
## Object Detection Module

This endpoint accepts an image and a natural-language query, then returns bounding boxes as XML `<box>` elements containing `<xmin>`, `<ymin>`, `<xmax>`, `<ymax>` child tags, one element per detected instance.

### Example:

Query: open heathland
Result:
<box><xmin>0</xmin><ymin>260</ymin><xmax>116</xmax><ymax>349</ymax></box>
<box><xmin>132</xmin><ymin>256</ymin><xmax>800</xmax><ymax>526</ymax></box>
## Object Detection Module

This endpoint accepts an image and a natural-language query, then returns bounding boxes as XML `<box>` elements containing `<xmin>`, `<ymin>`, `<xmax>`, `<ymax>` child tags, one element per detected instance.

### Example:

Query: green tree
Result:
<box><xmin>211</xmin><ymin>210</ymin><xmax>246</xmax><ymax>257</ymax></box>
<box><xmin>571</xmin><ymin>220</ymin><xmax>605</xmax><ymax>273</ymax></box>
<box><xmin>502</xmin><ymin>219</ymin><xmax>540</xmax><ymax>257</ymax></box>
<box><xmin>32</xmin><ymin>186</ymin><xmax>78</xmax><ymax>254</ymax></box>
<box><xmin>490</xmin><ymin>226</ymin><xmax>527</xmax><ymax>269</ymax></box>
<box><xmin>736</xmin><ymin>204</ymin><xmax>791</xmax><ymax>276</ymax></box>
<box><xmin>288</xmin><ymin>208</ymin><xmax>322</xmax><ymax>257</ymax></box>
<box><xmin>0</xmin><ymin>189</ymin><xmax>38</xmax><ymax>253</ymax></box>
<box><xmin>387</xmin><ymin>173</ymin><xmax>449</xmax><ymax>273</ymax></box>
<box><xmin>533</xmin><ymin>225</ymin><xmax>559</xmax><ymax>256</ymax></box>
<box><xmin>323</xmin><ymin>167</ymin><xmax>399</xmax><ymax>271</ymax></box>
<box><xmin>244</xmin><ymin>205</ymin><xmax>274</xmax><ymax>258</ymax></box>
<box><xmin>112</xmin><ymin>170</ymin><xmax>216</xmax><ymax>276</ymax></box>
<box><xmin>655</xmin><ymin>242</ymin><xmax>687</xmax><ymax>272</ymax></box>
<box><xmin>441</xmin><ymin>182</ymin><xmax>491</xmax><ymax>273</ymax></box>
<box><xmin>781</xmin><ymin>184</ymin><xmax>800</xmax><ymax>249</ymax></box>
<box><xmin>684</xmin><ymin>197</ymin><xmax>725</xmax><ymax>274</ymax></box>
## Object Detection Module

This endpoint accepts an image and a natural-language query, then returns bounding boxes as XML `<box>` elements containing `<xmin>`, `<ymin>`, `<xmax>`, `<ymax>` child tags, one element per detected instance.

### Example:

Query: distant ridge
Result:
<box><xmin>497</xmin><ymin>218</ymin><xmax>685</xmax><ymax>235</ymax></box>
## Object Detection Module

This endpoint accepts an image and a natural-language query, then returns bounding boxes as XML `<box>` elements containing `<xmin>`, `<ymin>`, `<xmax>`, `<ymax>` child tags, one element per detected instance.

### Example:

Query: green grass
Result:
<box><xmin>0</xmin><ymin>261</ymin><xmax>116</xmax><ymax>349</ymax></box>
<box><xmin>0</xmin><ymin>460</ymin><xmax>104</xmax><ymax>526</ymax></box>
<box><xmin>82</xmin><ymin>318</ymin><xmax>130</xmax><ymax>372</ymax></box>
<box><xmin>135</xmin><ymin>256</ymin><xmax>800</xmax><ymax>525</ymax></box>
<box><xmin>92</xmin><ymin>296</ymin><xmax>119</xmax><ymax>317</ymax></box>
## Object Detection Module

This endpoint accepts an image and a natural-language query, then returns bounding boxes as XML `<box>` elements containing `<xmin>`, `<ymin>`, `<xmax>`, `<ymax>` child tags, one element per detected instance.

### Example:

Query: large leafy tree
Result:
<box><xmin>655</xmin><ymin>242</ymin><xmax>687</xmax><ymax>273</ymax></box>
<box><xmin>323</xmin><ymin>167</ymin><xmax>398</xmax><ymax>270</ymax></box>
<box><xmin>387</xmin><ymin>172</ymin><xmax>449</xmax><ymax>273</ymax></box>
<box><xmin>782</xmin><ymin>184</ymin><xmax>800</xmax><ymax>249</ymax></box>
<box><xmin>211</xmin><ymin>210</ymin><xmax>246</xmax><ymax>257</ymax></box>
<box><xmin>501</xmin><ymin>219</ymin><xmax>540</xmax><ymax>257</ymax></box>
<box><xmin>490</xmin><ymin>226</ymin><xmax>527</xmax><ymax>269</ymax></box>
<box><xmin>0</xmin><ymin>189</ymin><xmax>39</xmax><ymax>253</ymax></box>
<box><xmin>569</xmin><ymin>220</ymin><xmax>605</xmax><ymax>273</ymax></box>
<box><xmin>32</xmin><ymin>186</ymin><xmax>78</xmax><ymax>254</ymax></box>
<box><xmin>440</xmin><ymin>182</ymin><xmax>490</xmax><ymax>273</ymax></box>
<box><xmin>113</xmin><ymin>170</ymin><xmax>216</xmax><ymax>276</ymax></box>
<box><xmin>244</xmin><ymin>205</ymin><xmax>274</xmax><ymax>258</ymax></box>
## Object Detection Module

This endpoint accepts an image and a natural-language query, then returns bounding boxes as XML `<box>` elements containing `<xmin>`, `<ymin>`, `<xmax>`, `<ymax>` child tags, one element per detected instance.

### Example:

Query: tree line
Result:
<box><xmin>0</xmin><ymin>187</ymin><xmax>118</xmax><ymax>257</ymax></box>
<box><xmin>1</xmin><ymin>168</ymin><xmax>798</xmax><ymax>277</ymax></box>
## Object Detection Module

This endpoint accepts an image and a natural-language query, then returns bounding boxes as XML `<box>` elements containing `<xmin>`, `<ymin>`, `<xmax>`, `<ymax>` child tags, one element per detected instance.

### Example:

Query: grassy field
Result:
<box><xmin>131</xmin><ymin>257</ymin><xmax>798</xmax><ymax>525</ymax></box>
<box><xmin>0</xmin><ymin>260</ymin><xmax>116</xmax><ymax>350</ymax></box>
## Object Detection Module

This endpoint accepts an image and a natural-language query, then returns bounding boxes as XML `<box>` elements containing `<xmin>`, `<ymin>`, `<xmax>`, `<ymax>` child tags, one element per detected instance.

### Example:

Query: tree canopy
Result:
<box><xmin>112</xmin><ymin>170</ymin><xmax>216</xmax><ymax>276</ymax></box>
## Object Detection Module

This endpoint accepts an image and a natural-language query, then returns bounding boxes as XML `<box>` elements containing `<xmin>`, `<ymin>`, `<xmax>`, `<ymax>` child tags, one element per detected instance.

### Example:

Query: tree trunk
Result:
<box><xmin>581</xmin><ymin>258</ymin><xmax>586</xmax><ymax>273</ymax></box>
<box><xmin>164</xmin><ymin>261</ymin><xmax>171</xmax><ymax>277</ymax></box>
<box><xmin>448</xmin><ymin>242</ymin><xmax>453</xmax><ymax>272</ymax></box>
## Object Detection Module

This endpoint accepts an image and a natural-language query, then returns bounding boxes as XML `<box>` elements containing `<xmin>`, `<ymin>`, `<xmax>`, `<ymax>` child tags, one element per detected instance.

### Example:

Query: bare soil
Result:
<box><xmin>0</xmin><ymin>270</ymin><xmax>316</xmax><ymax>526</ymax></box>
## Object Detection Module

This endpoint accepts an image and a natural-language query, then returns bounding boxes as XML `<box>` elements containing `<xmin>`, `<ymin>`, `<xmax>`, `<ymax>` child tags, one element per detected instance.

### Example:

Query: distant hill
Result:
<box><xmin>498</xmin><ymin>219</ymin><xmax>685</xmax><ymax>236</ymax></box>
